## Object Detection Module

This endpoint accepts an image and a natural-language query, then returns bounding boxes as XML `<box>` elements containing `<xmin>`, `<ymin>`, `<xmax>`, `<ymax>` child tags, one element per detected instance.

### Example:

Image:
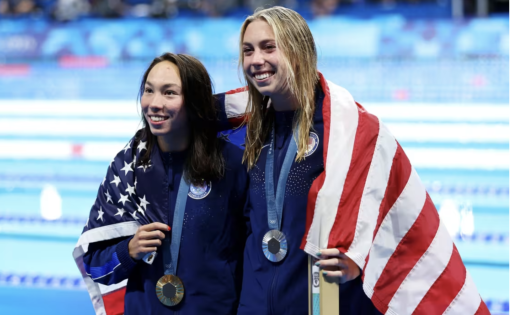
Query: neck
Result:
<box><xmin>157</xmin><ymin>127</ymin><xmax>190</xmax><ymax>153</ymax></box>
<box><xmin>270</xmin><ymin>92</ymin><xmax>299</xmax><ymax>112</ymax></box>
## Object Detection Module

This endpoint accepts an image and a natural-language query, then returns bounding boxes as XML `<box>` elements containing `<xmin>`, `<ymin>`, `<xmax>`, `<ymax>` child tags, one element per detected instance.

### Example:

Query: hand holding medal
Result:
<box><xmin>128</xmin><ymin>222</ymin><xmax>170</xmax><ymax>261</ymax></box>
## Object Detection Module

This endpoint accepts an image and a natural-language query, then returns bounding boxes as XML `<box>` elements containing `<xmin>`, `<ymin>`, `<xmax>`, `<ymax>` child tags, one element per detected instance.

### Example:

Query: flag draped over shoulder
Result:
<box><xmin>222</xmin><ymin>73</ymin><xmax>490</xmax><ymax>315</ymax></box>
<box><xmin>73</xmin><ymin>136</ymin><xmax>152</xmax><ymax>315</ymax></box>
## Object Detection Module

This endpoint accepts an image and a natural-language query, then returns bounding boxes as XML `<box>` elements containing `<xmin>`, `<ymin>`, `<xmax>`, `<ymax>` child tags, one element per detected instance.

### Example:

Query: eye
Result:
<box><xmin>265</xmin><ymin>45</ymin><xmax>276</xmax><ymax>50</ymax></box>
<box><xmin>243</xmin><ymin>47</ymin><xmax>253</xmax><ymax>55</ymax></box>
<box><xmin>144</xmin><ymin>87</ymin><xmax>152</xmax><ymax>93</ymax></box>
<box><xmin>165</xmin><ymin>90</ymin><xmax>177</xmax><ymax>96</ymax></box>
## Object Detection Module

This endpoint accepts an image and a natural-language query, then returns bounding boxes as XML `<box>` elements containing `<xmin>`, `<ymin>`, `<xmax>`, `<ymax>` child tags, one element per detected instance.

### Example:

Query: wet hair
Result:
<box><xmin>239</xmin><ymin>6</ymin><xmax>319</xmax><ymax>169</ymax></box>
<box><xmin>136</xmin><ymin>53</ymin><xmax>224</xmax><ymax>185</ymax></box>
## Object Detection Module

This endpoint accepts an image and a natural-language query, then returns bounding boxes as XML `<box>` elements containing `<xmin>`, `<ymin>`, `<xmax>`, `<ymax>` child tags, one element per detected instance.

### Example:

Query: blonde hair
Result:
<box><xmin>239</xmin><ymin>6</ymin><xmax>319</xmax><ymax>169</ymax></box>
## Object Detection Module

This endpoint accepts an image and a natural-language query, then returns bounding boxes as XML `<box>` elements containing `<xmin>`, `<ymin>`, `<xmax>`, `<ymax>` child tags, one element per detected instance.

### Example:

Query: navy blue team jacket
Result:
<box><xmin>83</xmin><ymin>137</ymin><xmax>248</xmax><ymax>315</ymax></box>
<box><xmin>231</xmin><ymin>88</ymin><xmax>383</xmax><ymax>315</ymax></box>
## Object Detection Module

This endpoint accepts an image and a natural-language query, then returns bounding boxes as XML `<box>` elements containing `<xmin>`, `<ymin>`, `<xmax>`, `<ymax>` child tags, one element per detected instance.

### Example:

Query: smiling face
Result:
<box><xmin>140</xmin><ymin>61</ymin><xmax>188</xmax><ymax>139</ymax></box>
<box><xmin>242</xmin><ymin>19</ymin><xmax>290</xmax><ymax>99</ymax></box>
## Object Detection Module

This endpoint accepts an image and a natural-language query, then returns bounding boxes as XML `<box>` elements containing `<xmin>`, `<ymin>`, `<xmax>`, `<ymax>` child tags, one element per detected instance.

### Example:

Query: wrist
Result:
<box><xmin>116</xmin><ymin>236</ymin><xmax>138</xmax><ymax>270</ymax></box>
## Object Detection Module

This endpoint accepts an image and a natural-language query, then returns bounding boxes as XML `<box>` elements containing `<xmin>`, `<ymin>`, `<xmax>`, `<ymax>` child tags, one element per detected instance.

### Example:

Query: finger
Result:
<box><xmin>316</xmin><ymin>257</ymin><xmax>342</xmax><ymax>269</ymax></box>
<box><xmin>315</xmin><ymin>248</ymin><xmax>341</xmax><ymax>259</ymax></box>
<box><xmin>321</xmin><ymin>270</ymin><xmax>344</xmax><ymax>278</ymax></box>
<box><xmin>139</xmin><ymin>239</ymin><xmax>162</xmax><ymax>247</ymax></box>
<box><xmin>139</xmin><ymin>222</ymin><xmax>171</xmax><ymax>232</ymax></box>
<box><xmin>139</xmin><ymin>230</ymin><xmax>166</xmax><ymax>240</ymax></box>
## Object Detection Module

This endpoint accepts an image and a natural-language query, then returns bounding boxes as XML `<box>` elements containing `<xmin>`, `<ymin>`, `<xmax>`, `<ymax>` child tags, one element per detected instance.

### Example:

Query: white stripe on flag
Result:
<box><xmin>75</xmin><ymin>221</ymin><xmax>140</xmax><ymax>249</ymax></box>
<box><xmin>386</xmin><ymin>222</ymin><xmax>454</xmax><ymax>315</ymax></box>
<box><xmin>98</xmin><ymin>279</ymin><xmax>128</xmax><ymax>295</ymax></box>
<box><xmin>305</xmin><ymin>82</ymin><xmax>359</xmax><ymax>255</ymax></box>
<box><xmin>224</xmin><ymin>91</ymin><xmax>248</xmax><ymax>119</ymax></box>
<box><xmin>363</xmin><ymin>169</ymin><xmax>426</xmax><ymax>298</ymax></box>
<box><xmin>346</xmin><ymin>121</ymin><xmax>397</xmax><ymax>269</ymax></box>
<box><xmin>442</xmin><ymin>272</ymin><xmax>482</xmax><ymax>315</ymax></box>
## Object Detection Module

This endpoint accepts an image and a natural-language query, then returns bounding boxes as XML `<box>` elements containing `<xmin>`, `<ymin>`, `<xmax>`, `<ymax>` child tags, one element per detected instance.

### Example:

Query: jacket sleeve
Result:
<box><xmin>82</xmin><ymin>236</ymin><xmax>138</xmax><ymax>286</ymax></box>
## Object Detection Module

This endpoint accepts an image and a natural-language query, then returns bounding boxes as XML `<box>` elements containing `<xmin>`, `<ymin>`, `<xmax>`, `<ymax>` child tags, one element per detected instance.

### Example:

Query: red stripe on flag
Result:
<box><xmin>371</xmin><ymin>195</ymin><xmax>438</xmax><ymax>310</ymax></box>
<box><xmin>373</xmin><ymin>144</ymin><xmax>412</xmax><ymax>240</ymax></box>
<box><xmin>327</xmin><ymin>110</ymin><xmax>380</xmax><ymax>251</ymax></box>
<box><xmin>475</xmin><ymin>299</ymin><xmax>492</xmax><ymax>315</ymax></box>
<box><xmin>301</xmin><ymin>172</ymin><xmax>326</xmax><ymax>249</ymax></box>
<box><xmin>412</xmin><ymin>244</ymin><xmax>466</xmax><ymax>314</ymax></box>
<box><xmin>227</xmin><ymin>116</ymin><xmax>246</xmax><ymax>127</ymax></box>
<box><xmin>103</xmin><ymin>288</ymin><xmax>125</xmax><ymax>315</ymax></box>
<box><xmin>362</xmin><ymin>144</ymin><xmax>411</xmax><ymax>276</ymax></box>
<box><xmin>318</xmin><ymin>72</ymin><xmax>331</xmax><ymax>164</ymax></box>
<box><xmin>225</xmin><ymin>86</ymin><xmax>248</xmax><ymax>94</ymax></box>
<box><xmin>301</xmin><ymin>72</ymin><xmax>331</xmax><ymax>249</ymax></box>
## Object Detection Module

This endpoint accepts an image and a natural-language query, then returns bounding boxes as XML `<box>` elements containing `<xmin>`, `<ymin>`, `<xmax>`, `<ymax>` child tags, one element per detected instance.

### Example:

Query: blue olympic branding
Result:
<box><xmin>303</xmin><ymin>132</ymin><xmax>319</xmax><ymax>157</ymax></box>
<box><xmin>188</xmin><ymin>181</ymin><xmax>212</xmax><ymax>200</ymax></box>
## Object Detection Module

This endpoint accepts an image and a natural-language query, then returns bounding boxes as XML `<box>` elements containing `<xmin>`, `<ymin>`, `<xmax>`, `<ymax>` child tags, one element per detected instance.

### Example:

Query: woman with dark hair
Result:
<box><xmin>73</xmin><ymin>53</ymin><xmax>248</xmax><ymax>315</ymax></box>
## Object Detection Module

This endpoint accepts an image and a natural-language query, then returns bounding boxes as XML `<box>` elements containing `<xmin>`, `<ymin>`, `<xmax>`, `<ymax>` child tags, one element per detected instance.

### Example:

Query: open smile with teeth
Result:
<box><xmin>149</xmin><ymin>115</ymin><xmax>169</xmax><ymax>122</ymax></box>
<box><xmin>254</xmin><ymin>71</ymin><xmax>275</xmax><ymax>81</ymax></box>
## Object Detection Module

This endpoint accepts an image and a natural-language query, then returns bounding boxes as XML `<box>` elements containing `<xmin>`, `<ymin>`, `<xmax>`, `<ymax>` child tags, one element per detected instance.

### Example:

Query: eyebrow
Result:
<box><xmin>242</xmin><ymin>39</ymin><xmax>276</xmax><ymax>46</ymax></box>
<box><xmin>145</xmin><ymin>81</ymin><xmax>182</xmax><ymax>90</ymax></box>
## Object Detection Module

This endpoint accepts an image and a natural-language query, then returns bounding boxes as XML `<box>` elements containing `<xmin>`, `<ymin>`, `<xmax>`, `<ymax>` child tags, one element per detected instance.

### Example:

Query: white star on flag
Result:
<box><xmin>130</xmin><ymin>211</ymin><xmax>139</xmax><ymax>220</ymax></box>
<box><xmin>97</xmin><ymin>207</ymin><xmax>105</xmax><ymax>222</ymax></box>
<box><xmin>104</xmin><ymin>189</ymin><xmax>113</xmax><ymax>204</ymax></box>
<box><xmin>118</xmin><ymin>193</ymin><xmax>131</xmax><ymax>206</ymax></box>
<box><xmin>136</xmin><ymin>204</ymin><xmax>145</xmax><ymax>216</ymax></box>
<box><xmin>138</xmin><ymin>160</ymin><xmax>152</xmax><ymax>172</ymax></box>
<box><xmin>139</xmin><ymin>195</ymin><xmax>150</xmax><ymax>210</ymax></box>
<box><xmin>102</xmin><ymin>177</ymin><xmax>106</xmax><ymax>186</ymax></box>
<box><xmin>137</xmin><ymin>141</ymin><xmax>147</xmax><ymax>153</ymax></box>
<box><xmin>125</xmin><ymin>183</ymin><xmax>136</xmax><ymax>196</ymax></box>
<box><xmin>134</xmin><ymin>178</ymin><xmax>138</xmax><ymax>188</ymax></box>
<box><xmin>111</xmin><ymin>175</ymin><xmax>121</xmax><ymax>187</ymax></box>
<box><xmin>120</xmin><ymin>161</ymin><xmax>133</xmax><ymax>176</ymax></box>
<box><xmin>123</xmin><ymin>141</ymin><xmax>132</xmax><ymax>153</ymax></box>
<box><xmin>115</xmin><ymin>208</ymin><xmax>126</xmax><ymax>217</ymax></box>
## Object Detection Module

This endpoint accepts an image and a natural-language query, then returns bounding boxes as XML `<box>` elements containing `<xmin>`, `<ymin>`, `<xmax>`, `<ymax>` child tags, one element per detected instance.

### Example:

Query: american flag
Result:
<box><xmin>222</xmin><ymin>73</ymin><xmax>490</xmax><ymax>315</ymax></box>
<box><xmin>73</xmin><ymin>137</ymin><xmax>151</xmax><ymax>315</ymax></box>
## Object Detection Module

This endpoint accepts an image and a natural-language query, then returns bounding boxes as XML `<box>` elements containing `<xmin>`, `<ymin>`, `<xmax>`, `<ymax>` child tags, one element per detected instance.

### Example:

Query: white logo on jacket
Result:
<box><xmin>188</xmin><ymin>181</ymin><xmax>212</xmax><ymax>200</ymax></box>
<box><xmin>303</xmin><ymin>132</ymin><xmax>319</xmax><ymax>157</ymax></box>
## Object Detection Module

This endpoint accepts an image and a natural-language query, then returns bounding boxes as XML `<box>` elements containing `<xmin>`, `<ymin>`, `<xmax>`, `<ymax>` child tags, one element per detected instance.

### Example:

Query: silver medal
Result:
<box><xmin>262</xmin><ymin>229</ymin><xmax>288</xmax><ymax>262</ymax></box>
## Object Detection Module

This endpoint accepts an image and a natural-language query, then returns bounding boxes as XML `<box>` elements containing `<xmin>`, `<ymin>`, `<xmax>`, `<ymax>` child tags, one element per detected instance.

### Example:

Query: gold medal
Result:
<box><xmin>156</xmin><ymin>274</ymin><xmax>185</xmax><ymax>306</ymax></box>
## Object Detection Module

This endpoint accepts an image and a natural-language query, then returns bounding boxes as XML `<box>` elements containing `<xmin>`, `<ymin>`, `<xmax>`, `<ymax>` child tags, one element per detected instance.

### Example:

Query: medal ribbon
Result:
<box><xmin>265</xmin><ymin>123</ymin><xmax>298</xmax><ymax>231</ymax></box>
<box><xmin>163</xmin><ymin>175</ymin><xmax>190</xmax><ymax>276</ymax></box>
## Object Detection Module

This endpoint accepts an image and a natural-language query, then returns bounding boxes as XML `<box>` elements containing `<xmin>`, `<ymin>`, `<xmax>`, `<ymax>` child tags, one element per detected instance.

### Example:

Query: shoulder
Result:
<box><xmin>219</xmin><ymin>140</ymin><xmax>245</xmax><ymax>167</ymax></box>
<box><xmin>110</xmin><ymin>129</ymin><xmax>146</xmax><ymax>166</ymax></box>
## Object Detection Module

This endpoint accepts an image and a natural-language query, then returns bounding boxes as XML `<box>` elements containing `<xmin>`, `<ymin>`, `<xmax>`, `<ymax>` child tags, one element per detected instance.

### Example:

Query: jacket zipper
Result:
<box><xmin>268</xmin><ymin>266</ymin><xmax>278</xmax><ymax>315</ymax></box>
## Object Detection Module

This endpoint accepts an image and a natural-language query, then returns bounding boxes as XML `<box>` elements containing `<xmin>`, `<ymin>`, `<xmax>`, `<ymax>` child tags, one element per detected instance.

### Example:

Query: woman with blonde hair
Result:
<box><xmin>218</xmin><ymin>6</ymin><xmax>489</xmax><ymax>315</ymax></box>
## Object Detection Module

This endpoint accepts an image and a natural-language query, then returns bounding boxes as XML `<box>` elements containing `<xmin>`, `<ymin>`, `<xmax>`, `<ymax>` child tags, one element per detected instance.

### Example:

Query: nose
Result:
<box><xmin>148</xmin><ymin>93</ymin><xmax>165</xmax><ymax>112</ymax></box>
<box><xmin>251</xmin><ymin>48</ymin><xmax>265</xmax><ymax>68</ymax></box>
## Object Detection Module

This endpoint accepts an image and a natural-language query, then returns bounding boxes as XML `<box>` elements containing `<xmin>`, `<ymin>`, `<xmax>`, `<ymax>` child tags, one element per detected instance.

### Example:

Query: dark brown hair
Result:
<box><xmin>136</xmin><ymin>53</ymin><xmax>224</xmax><ymax>186</ymax></box>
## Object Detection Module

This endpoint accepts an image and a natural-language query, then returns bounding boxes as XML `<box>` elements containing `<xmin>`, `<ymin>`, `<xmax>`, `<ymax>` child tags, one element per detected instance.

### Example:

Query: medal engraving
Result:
<box><xmin>156</xmin><ymin>274</ymin><xmax>185</xmax><ymax>306</ymax></box>
<box><xmin>262</xmin><ymin>230</ymin><xmax>288</xmax><ymax>262</ymax></box>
